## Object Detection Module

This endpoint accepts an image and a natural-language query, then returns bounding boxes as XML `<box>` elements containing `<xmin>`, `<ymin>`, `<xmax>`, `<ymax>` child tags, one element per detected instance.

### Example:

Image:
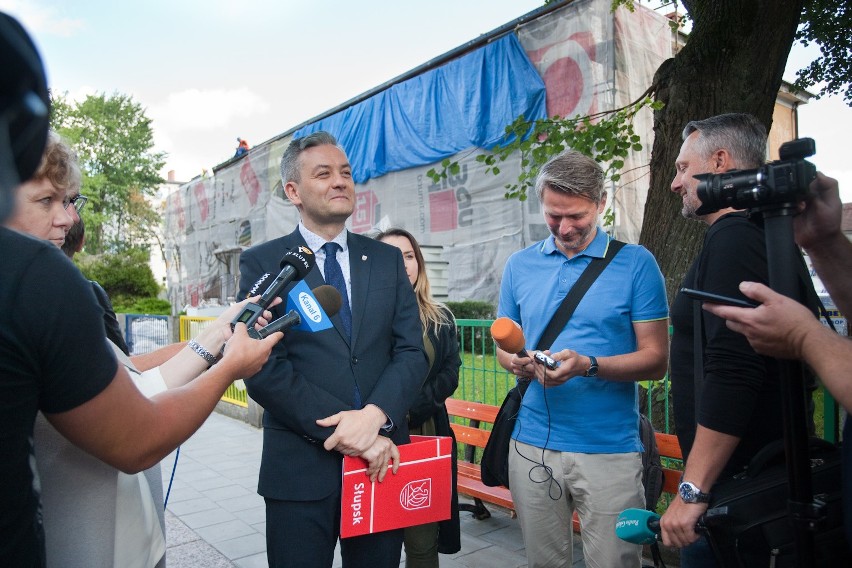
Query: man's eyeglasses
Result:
<box><xmin>63</xmin><ymin>194</ymin><xmax>88</xmax><ymax>214</ymax></box>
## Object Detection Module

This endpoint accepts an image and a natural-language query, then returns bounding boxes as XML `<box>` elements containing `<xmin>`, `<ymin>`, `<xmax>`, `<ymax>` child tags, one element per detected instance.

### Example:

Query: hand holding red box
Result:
<box><xmin>341</xmin><ymin>435</ymin><xmax>452</xmax><ymax>538</ymax></box>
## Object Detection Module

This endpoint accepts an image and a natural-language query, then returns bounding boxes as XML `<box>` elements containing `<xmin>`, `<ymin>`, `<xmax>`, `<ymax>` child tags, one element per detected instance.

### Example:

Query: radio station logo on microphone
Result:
<box><xmin>286</xmin><ymin>246</ymin><xmax>315</xmax><ymax>272</ymax></box>
<box><xmin>616</xmin><ymin>518</ymin><xmax>639</xmax><ymax>529</ymax></box>
<box><xmin>249</xmin><ymin>273</ymin><xmax>271</xmax><ymax>296</ymax></box>
<box><xmin>399</xmin><ymin>479</ymin><xmax>432</xmax><ymax>510</ymax></box>
<box><xmin>298</xmin><ymin>291</ymin><xmax>324</xmax><ymax>323</ymax></box>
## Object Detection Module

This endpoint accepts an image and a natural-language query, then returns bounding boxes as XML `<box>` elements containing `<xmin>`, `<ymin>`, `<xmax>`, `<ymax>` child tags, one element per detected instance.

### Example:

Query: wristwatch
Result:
<box><xmin>678</xmin><ymin>481</ymin><xmax>711</xmax><ymax>503</ymax></box>
<box><xmin>582</xmin><ymin>355</ymin><xmax>598</xmax><ymax>377</ymax></box>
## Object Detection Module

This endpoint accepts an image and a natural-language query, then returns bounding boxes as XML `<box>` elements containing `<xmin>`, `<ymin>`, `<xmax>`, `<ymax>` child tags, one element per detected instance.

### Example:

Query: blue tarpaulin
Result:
<box><xmin>293</xmin><ymin>34</ymin><xmax>546</xmax><ymax>184</ymax></box>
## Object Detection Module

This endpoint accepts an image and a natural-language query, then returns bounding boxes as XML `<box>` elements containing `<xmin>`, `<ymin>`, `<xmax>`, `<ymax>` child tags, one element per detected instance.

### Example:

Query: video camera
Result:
<box><xmin>694</xmin><ymin>137</ymin><xmax>816</xmax><ymax>216</ymax></box>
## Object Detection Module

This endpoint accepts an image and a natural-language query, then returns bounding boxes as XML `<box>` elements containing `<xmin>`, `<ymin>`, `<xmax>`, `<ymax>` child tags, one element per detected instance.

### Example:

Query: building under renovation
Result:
<box><xmin>162</xmin><ymin>0</ymin><xmax>803</xmax><ymax>312</ymax></box>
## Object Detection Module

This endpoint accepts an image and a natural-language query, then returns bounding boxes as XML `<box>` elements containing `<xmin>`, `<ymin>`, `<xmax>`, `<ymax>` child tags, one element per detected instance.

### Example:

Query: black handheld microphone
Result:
<box><xmin>233</xmin><ymin>246</ymin><xmax>316</xmax><ymax>329</ymax></box>
<box><xmin>248</xmin><ymin>285</ymin><xmax>342</xmax><ymax>339</ymax></box>
<box><xmin>248</xmin><ymin>310</ymin><xmax>300</xmax><ymax>339</ymax></box>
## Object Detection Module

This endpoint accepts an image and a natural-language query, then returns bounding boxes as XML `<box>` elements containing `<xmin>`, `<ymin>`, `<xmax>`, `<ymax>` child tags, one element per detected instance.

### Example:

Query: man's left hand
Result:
<box><xmin>317</xmin><ymin>404</ymin><xmax>386</xmax><ymax>455</ymax></box>
<box><xmin>360</xmin><ymin>437</ymin><xmax>400</xmax><ymax>482</ymax></box>
<box><xmin>532</xmin><ymin>349</ymin><xmax>588</xmax><ymax>387</ymax></box>
<box><xmin>659</xmin><ymin>497</ymin><xmax>708</xmax><ymax>548</ymax></box>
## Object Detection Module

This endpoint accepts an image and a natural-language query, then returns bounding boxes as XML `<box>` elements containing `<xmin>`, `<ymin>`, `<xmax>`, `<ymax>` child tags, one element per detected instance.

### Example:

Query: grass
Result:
<box><xmin>454</xmin><ymin>351</ymin><xmax>515</xmax><ymax>408</ymax></box>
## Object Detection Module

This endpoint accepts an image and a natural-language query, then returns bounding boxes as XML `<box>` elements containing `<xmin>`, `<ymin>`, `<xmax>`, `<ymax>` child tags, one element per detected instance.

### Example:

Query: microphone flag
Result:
<box><xmin>285</xmin><ymin>280</ymin><xmax>333</xmax><ymax>332</ymax></box>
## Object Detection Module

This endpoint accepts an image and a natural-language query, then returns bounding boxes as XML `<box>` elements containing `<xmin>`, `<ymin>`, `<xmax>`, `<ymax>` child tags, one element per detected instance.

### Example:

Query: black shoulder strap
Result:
<box><xmin>536</xmin><ymin>239</ymin><xmax>626</xmax><ymax>351</ymax></box>
<box><xmin>693</xmin><ymin>265</ymin><xmax>704</xmax><ymax>410</ymax></box>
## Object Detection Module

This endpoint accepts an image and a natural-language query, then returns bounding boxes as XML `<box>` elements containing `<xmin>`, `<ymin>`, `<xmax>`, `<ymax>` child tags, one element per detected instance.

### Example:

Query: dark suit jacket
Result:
<box><xmin>239</xmin><ymin>228</ymin><xmax>427</xmax><ymax>501</ymax></box>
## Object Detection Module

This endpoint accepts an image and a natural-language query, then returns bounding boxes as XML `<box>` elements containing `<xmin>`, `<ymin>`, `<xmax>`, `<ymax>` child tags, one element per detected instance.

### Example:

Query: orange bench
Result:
<box><xmin>445</xmin><ymin>399</ymin><xmax>512</xmax><ymax>519</ymax></box>
<box><xmin>445</xmin><ymin>397</ymin><xmax>683</xmax><ymax>530</ymax></box>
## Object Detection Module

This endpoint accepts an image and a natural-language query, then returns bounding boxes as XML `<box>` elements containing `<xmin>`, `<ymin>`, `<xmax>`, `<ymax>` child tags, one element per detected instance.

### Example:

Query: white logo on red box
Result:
<box><xmin>400</xmin><ymin>479</ymin><xmax>431</xmax><ymax>510</ymax></box>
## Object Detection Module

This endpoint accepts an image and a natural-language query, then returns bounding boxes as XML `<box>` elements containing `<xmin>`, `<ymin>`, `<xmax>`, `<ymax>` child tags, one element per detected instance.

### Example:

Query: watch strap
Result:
<box><xmin>679</xmin><ymin>481</ymin><xmax>711</xmax><ymax>503</ymax></box>
<box><xmin>583</xmin><ymin>355</ymin><xmax>598</xmax><ymax>377</ymax></box>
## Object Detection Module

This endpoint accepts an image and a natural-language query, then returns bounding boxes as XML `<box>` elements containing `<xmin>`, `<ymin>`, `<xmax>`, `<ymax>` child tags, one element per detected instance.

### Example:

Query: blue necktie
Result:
<box><xmin>322</xmin><ymin>242</ymin><xmax>358</xmax><ymax>406</ymax></box>
<box><xmin>322</xmin><ymin>242</ymin><xmax>353</xmax><ymax>339</ymax></box>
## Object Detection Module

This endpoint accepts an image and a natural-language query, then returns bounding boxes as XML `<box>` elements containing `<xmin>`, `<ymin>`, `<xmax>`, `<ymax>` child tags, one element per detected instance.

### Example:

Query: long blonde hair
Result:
<box><xmin>376</xmin><ymin>228</ymin><xmax>453</xmax><ymax>335</ymax></box>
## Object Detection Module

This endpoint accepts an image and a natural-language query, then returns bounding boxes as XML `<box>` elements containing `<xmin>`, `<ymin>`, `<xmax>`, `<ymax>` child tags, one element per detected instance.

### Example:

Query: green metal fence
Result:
<box><xmin>173</xmin><ymin>315</ymin><xmax>836</xmax><ymax>443</ymax></box>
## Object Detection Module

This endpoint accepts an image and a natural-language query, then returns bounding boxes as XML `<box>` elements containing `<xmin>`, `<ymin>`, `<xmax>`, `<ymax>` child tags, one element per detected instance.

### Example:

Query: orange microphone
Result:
<box><xmin>491</xmin><ymin>317</ymin><xmax>530</xmax><ymax>359</ymax></box>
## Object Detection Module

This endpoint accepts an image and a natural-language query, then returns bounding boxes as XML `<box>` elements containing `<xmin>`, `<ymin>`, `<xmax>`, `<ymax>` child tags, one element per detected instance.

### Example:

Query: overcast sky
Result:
<box><xmin>4</xmin><ymin>0</ymin><xmax>850</xmax><ymax>202</ymax></box>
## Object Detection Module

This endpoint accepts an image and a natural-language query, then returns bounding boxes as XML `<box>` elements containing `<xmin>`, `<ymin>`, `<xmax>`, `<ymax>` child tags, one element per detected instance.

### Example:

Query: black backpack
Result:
<box><xmin>639</xmin><ymin>413</ymin><xmax>666</xmax><ymax>568</ymax></box>
<box><xmin>639</xmin><ymin>413</ymin><xmax>664</xmax><ymax>511</ymax></box>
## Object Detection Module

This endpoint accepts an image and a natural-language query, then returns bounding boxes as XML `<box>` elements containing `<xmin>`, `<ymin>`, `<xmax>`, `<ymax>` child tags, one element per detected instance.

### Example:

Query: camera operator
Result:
<box><xmin>0</xmin><ymin>13</ymin><xmax>282</xmax><ymax>567</ymax></box>
<box><xmin>703</xmin><ymin>172</ymin><xmax>852</xmax><ymax>550</ymax></box>
<box><xmin>659</xmin><ymin>113</ymin><xmax>818</xmax><ymax>566</ymax></box>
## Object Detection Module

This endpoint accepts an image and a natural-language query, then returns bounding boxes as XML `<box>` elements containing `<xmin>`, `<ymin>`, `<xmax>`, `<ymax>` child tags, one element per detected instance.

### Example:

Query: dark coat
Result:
<box><xmin>409</xmin><ymin>308</ymin><xmax>462</xmax><ymax>554</ymax></box>
<box><xmin>239</xmin><ymin>228</ymin><xmax>428</xmax><ymax>501</ymax></box>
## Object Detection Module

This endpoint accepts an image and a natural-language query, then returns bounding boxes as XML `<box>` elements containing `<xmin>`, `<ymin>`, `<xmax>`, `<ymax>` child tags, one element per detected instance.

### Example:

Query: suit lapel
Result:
<box><xmin>348</xmin><ymin>234</ymin><xmax>370</xmax><ymax>345</ymax></box>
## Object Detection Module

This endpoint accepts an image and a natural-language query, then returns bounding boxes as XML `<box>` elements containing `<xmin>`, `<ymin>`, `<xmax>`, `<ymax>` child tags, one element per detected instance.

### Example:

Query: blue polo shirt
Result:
<box><xmin>498</xmin><ymin>228</ymin><xmax>668</xmax><ymax>453</ymax></box>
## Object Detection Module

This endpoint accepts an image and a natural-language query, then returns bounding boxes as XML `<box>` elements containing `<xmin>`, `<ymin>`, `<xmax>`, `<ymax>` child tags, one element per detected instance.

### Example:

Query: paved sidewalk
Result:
<box><xmin>164</xmin><ymin>412</ymin><xmax>665</xmax><ymax>567</ymax></box>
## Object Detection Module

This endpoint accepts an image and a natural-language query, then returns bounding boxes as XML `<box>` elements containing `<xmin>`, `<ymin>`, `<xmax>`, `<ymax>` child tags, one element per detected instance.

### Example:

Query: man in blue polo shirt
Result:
<box><xmin>496</xmin><ymin>149</ymin><xmax>669</xmax><ymax>568</ymax></box>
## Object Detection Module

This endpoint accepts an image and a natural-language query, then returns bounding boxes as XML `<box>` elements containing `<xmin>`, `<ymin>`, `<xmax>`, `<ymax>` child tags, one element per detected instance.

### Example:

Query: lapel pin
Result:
<box><xmin>362</xmin><ymin>255</ymin><xmax>367</xmax><ymax>261</ymax></box>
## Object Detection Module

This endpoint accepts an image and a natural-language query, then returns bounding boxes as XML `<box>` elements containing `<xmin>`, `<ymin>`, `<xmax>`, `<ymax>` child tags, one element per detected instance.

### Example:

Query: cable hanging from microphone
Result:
<box><xmin>490</xmin><ymin>317</ymin><xmax>563</xmax><ymax>501</ymax></box>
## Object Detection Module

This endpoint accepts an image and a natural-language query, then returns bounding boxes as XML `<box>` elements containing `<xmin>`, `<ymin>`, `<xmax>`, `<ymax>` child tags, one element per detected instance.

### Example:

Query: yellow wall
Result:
<box><xmin>768</xmin><ymin>100</ymin><xmax>799</xmax><ymax>160</ymax></box>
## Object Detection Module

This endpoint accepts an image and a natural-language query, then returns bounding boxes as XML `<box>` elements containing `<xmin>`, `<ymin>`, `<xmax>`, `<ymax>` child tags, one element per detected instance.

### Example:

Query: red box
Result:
<box><xmin>340</xmin><ymin>435</ymin><xmax>452</xmax><ymax>538</ymax></box>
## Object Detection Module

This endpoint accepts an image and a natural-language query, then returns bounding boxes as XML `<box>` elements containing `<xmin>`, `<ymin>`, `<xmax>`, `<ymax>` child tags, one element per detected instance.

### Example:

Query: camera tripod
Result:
<box><xmin>757</xmin><ymin>200</ymin><xmax>824</xmax><ymax>568</ymax></box>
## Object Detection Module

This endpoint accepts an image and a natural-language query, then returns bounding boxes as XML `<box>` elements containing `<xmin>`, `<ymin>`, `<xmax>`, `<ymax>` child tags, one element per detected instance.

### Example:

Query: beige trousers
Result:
<box><xmin>508</xmin><ymin>440</ymin><xmax>644</xmax><ymax>568</ymax></box>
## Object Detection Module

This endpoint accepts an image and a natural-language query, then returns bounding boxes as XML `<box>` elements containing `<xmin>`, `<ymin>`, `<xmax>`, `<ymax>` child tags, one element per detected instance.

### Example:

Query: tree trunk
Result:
<box><xmin>639</xmin><ymin>0</ymin><xmax>804</xmax><ymax>303</ymax></box>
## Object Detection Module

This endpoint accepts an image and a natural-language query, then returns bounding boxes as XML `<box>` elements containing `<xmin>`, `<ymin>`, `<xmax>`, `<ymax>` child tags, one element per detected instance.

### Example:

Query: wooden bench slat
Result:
<box><xmin>456</xmin><ymin>477</ymin><xmax>514</xmax><ymax>510</ymax></box>
<box><xmin>662</xmin><ymin>467</ymin><xmax>681</xmax><ymax>495</ymax></box>
<box><xmin>450</xmin><ymin>423</ymin><xmax>491</xmax><ymax>448</ymax></box>
<box><xmin>655</xmin><ymin>432</ymin><xmax>683</xmax><ymax>460</ymax></box>
<box><xmin>445</xmin><ymin>398</ymin><xmax>501</xmax><ymax>423</ymax></box>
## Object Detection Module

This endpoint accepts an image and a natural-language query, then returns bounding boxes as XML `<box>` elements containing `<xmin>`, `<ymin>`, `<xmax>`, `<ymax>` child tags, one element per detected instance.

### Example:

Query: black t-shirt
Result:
<box><xmin>670</xmin><ymin>213</ymin><xmax>788</xmax><ymax>480</ymax></box>
<box><xmin>0</xmin><ymin>227</ymin><xmax>117</xmax><ymax>567</ymax></box>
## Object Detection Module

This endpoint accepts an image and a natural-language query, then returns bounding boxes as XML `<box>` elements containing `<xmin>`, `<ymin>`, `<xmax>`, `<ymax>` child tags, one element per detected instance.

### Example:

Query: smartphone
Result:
<box><xmin>534</xmin><ymin>351</ymin><xmax>560</xmax><ymax>370</ymax></box>
<box><xmin>680</xmin><ymin>288</ymin><xmax>759</xmax><ymax>308</ymax></box>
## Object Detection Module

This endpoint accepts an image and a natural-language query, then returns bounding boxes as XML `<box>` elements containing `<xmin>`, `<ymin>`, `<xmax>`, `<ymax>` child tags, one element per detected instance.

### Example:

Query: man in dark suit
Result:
<box><xmin>238</xmin><ymin>131</ymin><xmax>427</xmax><ymax>568</ymax></box>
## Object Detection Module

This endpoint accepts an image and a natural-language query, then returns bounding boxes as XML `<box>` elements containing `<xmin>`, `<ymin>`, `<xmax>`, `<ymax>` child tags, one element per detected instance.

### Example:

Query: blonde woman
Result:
<box><xmin>376</xmin><ymin>228</ymin><xmax>461</xmax><ymax>566</ymax></box>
